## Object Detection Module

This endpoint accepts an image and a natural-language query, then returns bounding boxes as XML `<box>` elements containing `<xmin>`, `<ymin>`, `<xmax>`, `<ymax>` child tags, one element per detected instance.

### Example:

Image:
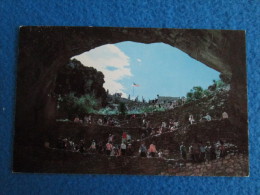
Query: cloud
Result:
<box><xmin>137</xmin><ymin>58</ymin><xmax>142</xmax><ymax>63</ymax></box>
<box><xmin>71</xmin><ymin>44</ymin><xmax>132</xmax><ymax>98</ymax></box>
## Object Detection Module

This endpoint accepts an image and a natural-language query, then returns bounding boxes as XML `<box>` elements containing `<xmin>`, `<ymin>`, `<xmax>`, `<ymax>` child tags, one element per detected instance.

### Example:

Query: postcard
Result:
<box><xmin>13</xmin><ymin>27</ymin><xmax>248</xmax><ymax>176</ymax></box>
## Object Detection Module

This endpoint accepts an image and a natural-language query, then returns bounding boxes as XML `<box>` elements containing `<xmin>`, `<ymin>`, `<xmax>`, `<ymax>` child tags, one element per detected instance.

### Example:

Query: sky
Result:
<box><xmin>72</xmin><ymin>41</ymin><xmax>220</xmax><ymax>100</ymax></box>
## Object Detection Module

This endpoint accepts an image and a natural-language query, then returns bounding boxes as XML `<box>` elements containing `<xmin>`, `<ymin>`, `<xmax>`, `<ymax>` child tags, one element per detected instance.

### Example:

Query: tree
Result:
<box><xmin>119</xmin><ymin>102</ymin><xmax>127</xmax><ymax>115</ymax></box>
<box><xmin>193</xmin><ymin>86</ymin><xmax>203</xmax><ymax>99</ymax></box>
<box><xmin>54</xmin><ymin>59</ymin><xmax>107</xmax><ymax>106</ymax></box>
<box><xmin>59</xmin><ymin>93</ymin><xmax>98</xmax><ymax>119</ymax></box>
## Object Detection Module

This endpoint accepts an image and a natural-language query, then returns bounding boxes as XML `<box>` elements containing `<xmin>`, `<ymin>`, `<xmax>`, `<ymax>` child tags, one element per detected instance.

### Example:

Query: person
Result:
<box><xmin>139</xmin><ymin>142</ymin><xmax>147</xmax><ymax>157</ymax></box>
<box><xmin>205</xmin><ymin>142</ymin><xmax>211</xmax><ymax>162</ymax></box>
<box><xmin>219</xmin><ymin>141</ymin><xmax>226</xmax><ymax>158</ymax></box>
<box><xmin>189</xmin><ymin>144</ymin><xmax>194</xmax><ymax>161</ymax></box>
<box><xmin>108</xmin><ymin>134</ymin><xmax>114</xmax><ymax>143</ymax></box>
<box><xmin>126</xmin><ymin>133</ymin><xmax>131</xmax><ymax>142</ymax></box>
<box><xmin>193</xmin><ymin>143</ymin><xmax>200</xmax><ymax>162</ymax></box>
<box><xmin>146</xmin><ymin>121</ymin><xmax>151</xmax><ymax>129</ymax></box>
<box><xmin>89</xmin><ymin>140</ymin><xmax>96</xmax><ymax>153</ymax></box>
<box><xmin>142</xmin><ymin>118</ymin><xmax>146</xmax><ymax>127</ymax></box>
<box><xmin>122</xmin><ymin>131</ymin><xmax>127</xmax><ymax>143</ymax></box>
<box><xmin>78</xmin><ymin>139</ymin><xmax>85</xmax><ymax>153</ymax></box>
<box><xmin>210</xmin><ymin>143</ymin><xmax>216</xmax><ymax>160</ymax></box>
<box><xmin>97</xmin><ymin>118</ymin><xmax>103</xmax><ymax>125</ymax></box>
<box><xmin>126</xmin><ymin>142</ymin><xmax>133</xmax><ymax>156</ymax></box>
<box><xmin>189</xmin><ymin>114</ymin><xmax>195</xmax><ymax>124</ymax></box>
<box><xmin>161</xmin><ymin>121</ymin><xmax>167</xmax><ymax>128</ymax></box>
<box><xmin>106</xmin><ymin>142</ymin><xmax>113</xmax><ymax>156</ymax></box>
<box><xmin>120</xmin><ymin>142</ymin><xmax>127</xmax><ymax>156</ymax></box>
<box><xmin>174</xmin><ymin>121</ymin><xmax>179</xmax><ymax>129</ymax></box>
<box><xmin>83</xmin><ymin>115</ymin><xmax>88</xmax><ymax>125</ymax></box>
<box><xmin>150</xmin><ymin>129</ymin><xmax>156</xmax><ymax>136</ymax></box>
<box><xmin>104</xmin><ymin>116</ymin><xmax>108</xmax><ymax>124</ymax></box>
<box><xmin>199</xmin><ymin>143</ymin><xmax>206</xmax><ymax>162</ymax></box>
<box><xmin>222</xmin><ymin>112</ymin><xmax>229</xmax><ymax>119</ymax></box>
<box><xmin>157</xmin><ymin>127</ymin><xmax>163</xmax><ymax>134</ymax></box>
<box><xmin>204</xmin><ymin>113</ymin><xmax>212</xmax><ymax>121</ymax></box>
<box><xmin>180</xmin><ymin>142</ymin><xmax>187</xmax><ymax>160</ymax></box>
<box><xmin>148</xmin><ymin>143</ymin><xmax>157</xmax><ymax>157</ymax></box>
<box><xmin>74</xmin><ymin>116</ymin><xmax>80</xmax><ymax>123</ymax></box>
<box><xmin>168</xmin><ymin>119</ymin><xmax>173</xmax><ymax>127</ymax></box>
<box><xmin>110</xmin><ymin>146</ymin><xmax>116</xmax><ymax>156</ymax></box>
<box><xmin>67</xmin><ymin>138</ymin><xmax>75</xmax><ymax>151</ymax></box>
<box><xmin>158</xmin><ymin>150</ymin><xmax>163</xmax><ymax>158</ymax></box>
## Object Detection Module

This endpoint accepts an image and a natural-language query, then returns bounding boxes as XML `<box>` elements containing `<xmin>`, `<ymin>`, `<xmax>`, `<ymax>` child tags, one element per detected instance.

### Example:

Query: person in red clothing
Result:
<box><xmin>148</xmin><ymin>143</ymin><xmax>157</xmax><ymax>157</ymax></box>
<box><xmin>106</xmin><ymin>142</ymin><xmax>113</xmax><ymax>156</ymax></box>
<box><xmin>122</xmin><ymin>131</ymin><xmax>127</xmax><ymax>143</ymax></box>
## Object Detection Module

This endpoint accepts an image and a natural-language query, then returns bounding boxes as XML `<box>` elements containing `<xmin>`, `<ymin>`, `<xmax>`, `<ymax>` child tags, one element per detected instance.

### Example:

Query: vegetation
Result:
<box><xmin>186</xmin><ymin>74</ymin><xmax>230</xmax><ymax>103</ymax></box>
<box><xmin>58</xmin><ymin>93</ymin><xmax>98</xmax><ymax>119</ymax></box>
<box><xmin>55</xmin><ymin>59</ymin><xmax>108</xmax><ymax>119</ymax></box>
<box><xmin>55</xmin><ymin>59</ymin><xmax>107</xmax><ymax>106</ymax></box>
<box><xmin>118</xmin><ymin>102</ymin><xmax>127</xmax><ymax>115</ymax></box>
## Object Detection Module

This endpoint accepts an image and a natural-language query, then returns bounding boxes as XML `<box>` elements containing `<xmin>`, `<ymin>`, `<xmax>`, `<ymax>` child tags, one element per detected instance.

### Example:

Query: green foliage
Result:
<box><xmin>59</xmin><ymin>93</ymin><xmax>98</xmax><ymax>119</ymax></box>
<box><xmin>97</xmin><ymin>107</ymin><xmax>118</xmax><ymax>115</ymax></box>
<box><xmin>138</xmin><ymin>105</ymin><xmax>166</xmax><ymax>114</ymax></box>
<box><xmin>118</xmin><ymin>102</ymin><xmax>127</xmax><ymax>115</ymax></box>
<box><xmin>55</xmin><ymin>59</ymin><xmax>107</xmax><ymax>106</ymax></box>
<box><xmin>186</xmin><ymin>86</ymin><xmax>204</xmax><ymax>102</ymax></box>
<box><xmin>186</xmin><ymin>78</ymin><xmax>228</xmax><ymax>103</ymax></box>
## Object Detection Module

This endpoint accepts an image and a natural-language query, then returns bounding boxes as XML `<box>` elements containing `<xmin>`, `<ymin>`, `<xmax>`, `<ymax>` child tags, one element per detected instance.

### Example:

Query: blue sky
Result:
<box><xmin>73</xmin><ymin>41</ymin><xmax>220</xmax><ymax>100</ymax></box>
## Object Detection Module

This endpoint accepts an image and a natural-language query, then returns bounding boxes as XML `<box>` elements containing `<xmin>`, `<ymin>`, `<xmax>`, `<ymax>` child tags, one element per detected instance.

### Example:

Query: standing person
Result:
<box><xmin>189</xmin><ymin>144</ymin><xmax>194</xmax><ymax>161</ymax></box>
<box><xmin>89</xmin><ymin>140</ymin><xmax>96</xmax><ymax>153</ymax></box>
<box><xmin>189</xmin><ymin>114</ymin><xmax>195</xmax><ymax>124</ymax></box>
<box><xmin>110</xmin><ymin>146</ymin><xmax>116</xmax><ymax>156</ymax></box>
<box><xmin>199</xmin><ymin>143</ymin><xmax>206</xmax><ymax>162</ymax></box>
<box><xmin>106</xmin><ymin>142</ymin><xmax>113</xmax><ymax>156</ymax></box>
<box><xmin>126</xmin><ymin>133</ymin><xmax>131</xmax><ymax>142</ymax></box>
<box><xmin>83</xmin><ymin>115</ymin><xmax>88</xmax><ymax>125</ymax></box>
<box><xmin>78</xmin><ymin>139</ymin><xmax>85</xmax><ymax>153</ymax></box>
<box><xmin>205</xmin><ymin>142</ymin><xmax>211</xmax><ymax>162</ymax></box>
<box><xmin>120</xmin><ymin>141</ymin><xmax>127</xmax><ymax>156</ymax></box>
<box><xmin>74</xmin><ymin>116</ymin><xmax>80</xmax><ymax>123</ymax></box>
<box><xmin>222</xmin><ymin>112</ymin><xmax>229</xmax><ymax>119</ymax></box>
<box><xmin>122</xmin><ymin>131</ymin><xmax>127</xmax><ymax>143</ymax></box>
<box><xmin>210</xmin><ymin>143</ymin><xmax>216</xmax><ymax>160</ymax></box>
<box><xmin>204</xmin><ymin>113</ymin><xmax>212</xmax><ymax>121</ymax></box>
<box><xmin>148</xmin><ymin>143</ymin><xmax>157</xmax><ymax>157</ymax></box>
<box><xmin>219</xmin><ymin>140</ymin><xmax>226</xmax><ymax>158</ymax></box>
<box><xmin>180</xmin><ymin>142</ymin><xmax>187</xmax><ymax>160</ymax></box>
<box><xmin>126</xmin><ymin>142</ymin><xmax>133</xmax><ymax>156</ymax></box>
<box><xmin>139</xmin><ymin>142</ymin><xmax>147</xmax><ymax>157</ymax></box>
<box><xmin>108</xmin><ymin>134</ymin><xmax>114</xmax><ymax>143</ymax></box>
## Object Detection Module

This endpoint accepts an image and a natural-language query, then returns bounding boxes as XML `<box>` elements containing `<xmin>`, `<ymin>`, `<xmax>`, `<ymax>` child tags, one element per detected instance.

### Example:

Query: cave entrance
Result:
<box><xmin>70</xmin><ymin>41</ymin><xmax>221</xmax><ymax>101</ymax></box>
<box><xmin>15</xmin><ymin>27</ymin><xmax>247</xmax><ymax>140</ymax></box>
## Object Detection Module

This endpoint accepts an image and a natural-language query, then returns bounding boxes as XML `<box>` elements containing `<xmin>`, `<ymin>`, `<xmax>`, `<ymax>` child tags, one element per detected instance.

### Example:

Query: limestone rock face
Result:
<box><xmin>15</xmin><ymin>27</ymin><xmax>247</xmax><ymax>141</ymax></box>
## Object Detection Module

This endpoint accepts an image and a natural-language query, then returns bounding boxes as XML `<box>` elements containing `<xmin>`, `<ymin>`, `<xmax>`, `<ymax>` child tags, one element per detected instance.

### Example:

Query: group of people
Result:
<box><xmin>74</xmin><ymin>115</ymin><xmax>121</xmax><ymax>127</ymax></box>
<box><xmin>140</xmin><ymin>118</ymin><xmax>180</xmax><ymax>140</ymax></box>
<box><xmin>138</xmin><ymin>142</ymin><xmax>163</xmax><ymax>158</ymax></box>
<box><xmin>188</xmin><ymin>111</ymin><xmax>229</xmax><ymax>125</ymax></box>
<box><xmin>179</xmin><ymin>140</ymin><xmax>227</xmax><ymax>163</ymax></box>
<box><xmin>105</xmin><ymin>132</ymin><xmax>133</xmax><ymax>157</ymax></box>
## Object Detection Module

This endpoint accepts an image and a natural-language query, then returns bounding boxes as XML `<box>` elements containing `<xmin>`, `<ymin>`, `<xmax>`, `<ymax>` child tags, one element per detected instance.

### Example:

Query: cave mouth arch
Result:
<box><xmin>70</xmin><ymin>41</ymin><xmax>221</xmax><ymax>101</ymax></box>
<box><xmin>15</xmin><ymin>27</ymin><xmax>247</xmax><ymax>142</ymax></box>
